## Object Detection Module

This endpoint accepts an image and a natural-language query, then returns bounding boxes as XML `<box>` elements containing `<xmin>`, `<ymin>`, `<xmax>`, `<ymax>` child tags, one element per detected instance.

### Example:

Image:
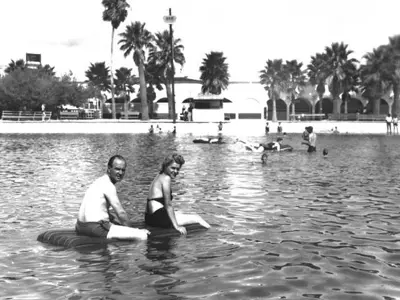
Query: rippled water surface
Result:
<box><xmin>1</xmin><ymin>132</ymin><xmax>400</xmax><ymax>300</ymax></box>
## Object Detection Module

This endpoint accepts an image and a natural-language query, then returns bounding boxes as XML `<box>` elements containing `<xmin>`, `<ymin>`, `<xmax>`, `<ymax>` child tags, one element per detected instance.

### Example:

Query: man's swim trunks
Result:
<box><xmin>145</xmin><ymin>208</ymin><xmax>173</xmax><ymax>228</ymax></box>
<box><xmin>75</xmin><ymin>219</ymin><xmax>111</xmax><ymax>238</ymax></box>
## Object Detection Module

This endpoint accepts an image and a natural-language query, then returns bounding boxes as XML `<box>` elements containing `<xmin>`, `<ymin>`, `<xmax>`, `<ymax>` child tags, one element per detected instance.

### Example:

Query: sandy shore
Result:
<box><xmin>0</xmin><ymin>119</ymin><xmax>392</xmax><ymax>135</ymax></box>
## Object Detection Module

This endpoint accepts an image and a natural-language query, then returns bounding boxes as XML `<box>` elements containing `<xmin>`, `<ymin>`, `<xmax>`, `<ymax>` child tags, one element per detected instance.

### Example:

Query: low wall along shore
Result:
<box><xmin>0</xmin><ymin>119</ymin><xmax>392</xmax><ymax>135</ymax></box>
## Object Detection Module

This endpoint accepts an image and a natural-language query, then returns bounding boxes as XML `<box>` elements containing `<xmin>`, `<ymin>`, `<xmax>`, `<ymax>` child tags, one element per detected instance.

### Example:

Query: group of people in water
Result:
<box><xmin>76</xmin><ymin>154</ymin><xmax>210</xmax><ymax>241</ymax></box>
<box><xmin>75</xmin><ymin>123</ymin><xmax>327</xmax><ymax>241</ymax></box>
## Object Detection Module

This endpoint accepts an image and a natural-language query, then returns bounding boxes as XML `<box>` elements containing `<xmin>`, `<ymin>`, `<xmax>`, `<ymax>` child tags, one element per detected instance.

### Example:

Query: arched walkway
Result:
<box><xmin>236</xmin><ymin>98</ymin><xmax>262</xmax><ymax>119</ymax></box>
<box><xmin>267</xmin><ymin>99</ymin><xmax>287</xmax><ymax>120</ymax></box>
<box><xmin>315</xmin><ymin>98</ymin><xmax>333</xmax><ymax>114</ymax></box>
<box><xmin>292</xmin><ymin>98</ymin><xmax>312</xmax><ymax>114</ymax></box>
<box><xmin>340</xmin><ymin>98</ymin><xmax>363</xmax><ymax>113</ymax></box>
<box><xmin>365</xmin><ymin>99</ymin><xmax>390</xmax><ymax>114</ymax></box>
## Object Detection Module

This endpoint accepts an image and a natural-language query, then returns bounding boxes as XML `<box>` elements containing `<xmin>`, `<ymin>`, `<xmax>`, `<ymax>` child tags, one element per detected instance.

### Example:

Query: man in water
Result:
<box><xmin>302</xmin><ymin>126</ymin><xmax>317</xmax><ymax>152</ymax></box>
<box><xmin>76</xmin><ymin>155</ymin><xmax>149</xmax><ymax>240</ymax></box>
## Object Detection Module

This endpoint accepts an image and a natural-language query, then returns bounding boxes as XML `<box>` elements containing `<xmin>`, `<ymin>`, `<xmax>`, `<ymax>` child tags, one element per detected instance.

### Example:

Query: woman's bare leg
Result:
<box><xmin>175</xmin><ymin>211</ymin><xmax>211</xmax><ymax>228</ymax></box>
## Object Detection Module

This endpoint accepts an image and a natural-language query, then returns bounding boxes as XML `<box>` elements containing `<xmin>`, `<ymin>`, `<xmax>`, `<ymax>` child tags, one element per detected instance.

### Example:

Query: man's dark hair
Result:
<box><xmin>108</xmin><ymin>155</ymin><xmax>126</xmax><ymax>168</ymax></box>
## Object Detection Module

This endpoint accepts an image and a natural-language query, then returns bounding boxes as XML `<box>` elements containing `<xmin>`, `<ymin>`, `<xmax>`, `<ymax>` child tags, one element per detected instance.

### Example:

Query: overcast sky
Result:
<box><xmin>0</xmin><ymin>0</ymin><xmax>399</xmax><ymax>81</ymax></box>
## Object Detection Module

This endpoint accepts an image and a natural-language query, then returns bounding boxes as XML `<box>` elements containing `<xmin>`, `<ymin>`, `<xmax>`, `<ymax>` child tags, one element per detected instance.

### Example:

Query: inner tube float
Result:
<box><xmin>261</xmin><ymin>142</ymin><xmax>293</xmax><ymax>152</ymax></box>
<box><xmin>193</xmin><ymin>138</ymin><xmax>225</xmax><ymax>144</ymax></box>
<box><xmin>37</xmin><ymin>221</ymin><xmax>208</xmax><ymax>248</ymax></box>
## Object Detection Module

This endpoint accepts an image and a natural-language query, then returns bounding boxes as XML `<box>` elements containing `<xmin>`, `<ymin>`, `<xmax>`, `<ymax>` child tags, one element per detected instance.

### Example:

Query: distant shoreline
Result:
<box><xmin>0</xmin><ymin>120</ymin><xmax>392</xmax><ymax>136</ymax></box>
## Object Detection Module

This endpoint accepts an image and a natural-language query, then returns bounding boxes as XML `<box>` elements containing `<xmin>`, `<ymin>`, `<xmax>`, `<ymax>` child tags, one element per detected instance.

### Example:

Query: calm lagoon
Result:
<box><xmin>1</xmin><ymin>132</ymin><xmax>400</xmax><ymax>299</ymax></box>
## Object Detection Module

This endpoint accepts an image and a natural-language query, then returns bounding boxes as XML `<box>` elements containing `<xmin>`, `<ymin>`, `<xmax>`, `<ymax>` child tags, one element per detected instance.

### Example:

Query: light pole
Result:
<box><xmin>163</xmin><ymin>8</ymin><xmax>176</xmax><ymax>123</ymax></box>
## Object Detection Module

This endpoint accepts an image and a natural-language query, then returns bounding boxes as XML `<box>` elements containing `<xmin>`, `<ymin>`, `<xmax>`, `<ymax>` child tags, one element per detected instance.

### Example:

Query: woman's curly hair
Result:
<box><xmin>160</xmin><ymin>153</ymin><xmax>185</xmax><ymax>173</ymax></box>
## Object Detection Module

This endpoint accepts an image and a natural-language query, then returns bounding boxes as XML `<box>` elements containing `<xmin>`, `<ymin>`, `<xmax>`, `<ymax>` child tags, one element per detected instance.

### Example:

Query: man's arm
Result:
<box><xmin>105</xmin><ymin>186</ymin><xmax>132</xmax><ymax>227</ymax></box>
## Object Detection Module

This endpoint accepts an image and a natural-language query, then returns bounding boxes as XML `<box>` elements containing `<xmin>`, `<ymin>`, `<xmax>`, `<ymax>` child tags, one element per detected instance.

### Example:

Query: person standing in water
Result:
<box><xmin>302</xmin><ymin>126</ymin><xmax>317</xmax><ymax>152</ymax></box>
<box><xmin>145</xmin><ymin>153</ymin><xmax>210</xmax><ymax>235</ymax></box>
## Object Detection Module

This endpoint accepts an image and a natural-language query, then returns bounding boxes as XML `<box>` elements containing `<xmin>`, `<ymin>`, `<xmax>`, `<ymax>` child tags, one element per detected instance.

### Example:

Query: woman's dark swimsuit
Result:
<box><xmin>145</xmin><ymin>195</ymin><xmax>173</xmax><ymax>228</ymax></box>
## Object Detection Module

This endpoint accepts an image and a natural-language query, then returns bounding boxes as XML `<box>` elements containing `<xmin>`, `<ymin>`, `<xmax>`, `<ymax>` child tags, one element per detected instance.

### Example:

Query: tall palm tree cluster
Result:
<box><xmin>88</xmin><ymin>0</ymin><xmax>187</xmax><ymax>120</ymax></box>
<box><xmin>260</xmin><ymin>37</ymin><xmax>400</xmax><ymax>121</ymax></box>
<box><xmin>91</xmin><ymin>0</ymin><xmax>229</xmax><ymax>120</ymax></box>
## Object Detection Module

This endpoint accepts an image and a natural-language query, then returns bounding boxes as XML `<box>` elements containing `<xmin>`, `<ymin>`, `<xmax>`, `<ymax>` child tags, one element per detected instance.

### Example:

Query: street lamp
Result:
<box><xmin>163</xmin><ymin>8</ymin><xmax>177</xmax><ymax>123</ymax></box>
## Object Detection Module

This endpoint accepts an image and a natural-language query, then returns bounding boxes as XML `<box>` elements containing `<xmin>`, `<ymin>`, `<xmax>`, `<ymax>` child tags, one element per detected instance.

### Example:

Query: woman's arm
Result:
<box><xmin>161</xmin><ymin>176</ymin><xmax>187</xmax><ymax>235</ymax></box>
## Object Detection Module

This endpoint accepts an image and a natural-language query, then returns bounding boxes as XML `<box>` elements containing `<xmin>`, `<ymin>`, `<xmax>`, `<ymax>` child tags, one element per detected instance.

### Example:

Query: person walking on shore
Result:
<box><xmin>386</xmin><ymin>114</ymin><xmax>392</xmax><ymax>135</ymax></box>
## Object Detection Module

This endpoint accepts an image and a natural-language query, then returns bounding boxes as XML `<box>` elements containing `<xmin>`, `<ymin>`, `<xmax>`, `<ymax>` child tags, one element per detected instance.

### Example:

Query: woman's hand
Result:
<box><xmin>175</xmin><ymin>225</ymin><xmax>187</xmax><ymax>235</ymax></box>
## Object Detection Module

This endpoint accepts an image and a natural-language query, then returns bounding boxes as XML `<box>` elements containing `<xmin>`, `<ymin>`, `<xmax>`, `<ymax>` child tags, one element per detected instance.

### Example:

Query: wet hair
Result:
<box><xmin>306</xmin><ymin>126</ymin><xmax>313</xmax><ymax>133</ymax></box>
<box><xmin>277</xmin><ymin>137</ymin><xmax>283</xmax><ymax>142</ymax></box>
<box><xmin>160</xmin><ymin>153</ymin><xmax>185</xmax><ymax>173</ymax></box>
<box><xmin>323</xmin><ymin>149</ymin><xmax>328</xmax><ymax>156</ymax></box>
<box><xmin>261</xmin><ymin>153</ymin><xmax>268</xmax><ymax>163</ymax></box>
<box><xmin>108</xmin><ymin>155</ymin><xmax>126</xmax><ymax>168</ymax></box>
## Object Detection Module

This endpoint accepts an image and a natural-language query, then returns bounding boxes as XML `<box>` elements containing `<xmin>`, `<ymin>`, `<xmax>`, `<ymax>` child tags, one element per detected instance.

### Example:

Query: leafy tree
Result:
<box><xmin>259</xmin><ymin>59</ymin><xmax>288</xmax><ymax>122</ymax></box>
<box><xmin>148</xmin><ymin>30</ymin><xmax>185</xmax><ymax>119</ymax></box>
<box><xmin>38</xmin><ymin>64</ymin><xmax>56</xmax><ymax>77</ymax></box>
<box><xmin>199</xmin><ymin>51</ymin><xmax>230</xmax><ymax>95</ymax></box>
<box><xmin>114</xmin><ymin>67</ymin><xmax>136</xmax><ymax>118</ymax></box>
<box><xmin>53</xmin><ymin>73</ymin><xmax>90</xmax><ymax>109</ymax></box>
<box><xmin>323</xmin><ymin>42</ymin><xmax>359</xmax><ymax>114</ymax></box>
<box><xmin>0</xmin><ymin>69</ymin><xmax>88</xmax><ymax>113</ymax></box>
<box><xmin>102</xmin><ymin>0</ymin><xmax>130</xmax><ymax>119</ymax></box>
<box><xmin>0</xmin><ymin>68</ymin><xmax>54</xmax><ymax>110</ymax></box>
<box><xmin>119</xmin><ymin>21</ymin><xmax>154</xmax><ymax>120</ymax></box>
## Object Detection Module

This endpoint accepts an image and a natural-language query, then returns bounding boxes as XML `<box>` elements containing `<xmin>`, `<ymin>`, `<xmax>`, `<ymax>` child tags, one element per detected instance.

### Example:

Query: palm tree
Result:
<box><xmin>148</xmin><ymin>30</ymin><xmax>185</xmax><ymax>119</ymax></box>
<box><xmin>85</xmin><ymin>62</ymin><xmax>111</xmax><ymax>116</ymax></box>
<box><xmin>5</xmin><ymin>59</ymin><xmax>26</xmax><ymax>74</ymax></box>
<box><xmin>360</xmin><ymin>47</ymin><xmax>390</xmax><ymax>114</ymax></box>
<box><xmin>259</xmin><ymin>59</ymin><xmax>288</xmax><ymax>122</ymax></box>
<box><xmin>307</xmin><ymin>53</ymin><xmax>328</xmax><ymax>113</ymax></box>
<box><xmin>114</xmin><ymin>67</ymin><xmax>136</xmax><ymax>119</ymax></box>
<box><xmin>323</xmin><ymin>42</ymin><xmax>359</xmax><ymax>114</ymax></box>
<box><xmin>102</xmin><ymin>0</ymin><xmax>130</xmax><ymax>119</ymax></box>
<box><xmin>144</xmin><ymin>61</ymin><xmax>163</xmax><ymax>118</ymax></box>
<box><xmin>199</xmin><ymin>51</ymin><xmax>230</xmax><ymax>95</ymax></box>
<box><xmin>385</xmin><ymin>35</ymin><xmax>400</xmax><ymax>116</ymax></box>
<box><xmin>119</xmin><ymin>21</ymin><xmax>153</xmax><ymax>120</ymax></box>
<box><xmin>285</xmin><ymin>60</ymin><xmax>306</xmax><ymax>118</ymax></box>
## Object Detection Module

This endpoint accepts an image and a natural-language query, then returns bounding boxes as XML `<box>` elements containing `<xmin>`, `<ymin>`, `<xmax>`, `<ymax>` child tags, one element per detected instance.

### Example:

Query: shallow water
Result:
<box><xmin>0</xmin><ymin>132</ymin><xmax>400</xmax><ymax>300</ymax></box>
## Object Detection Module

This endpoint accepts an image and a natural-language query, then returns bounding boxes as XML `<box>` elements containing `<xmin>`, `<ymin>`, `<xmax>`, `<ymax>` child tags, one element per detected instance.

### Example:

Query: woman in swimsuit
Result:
<box><xmin>145</xmin><ymin>153</ymin><xmax>210</xmax><ymax>235</ymax></box>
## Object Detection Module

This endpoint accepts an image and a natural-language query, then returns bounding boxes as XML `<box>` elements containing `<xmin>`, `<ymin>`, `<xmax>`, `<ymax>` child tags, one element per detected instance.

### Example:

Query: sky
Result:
<box><xmin>1</xmin><ymin>0</ymin><xmax>399</xmax><ymax>82</ymax></box>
